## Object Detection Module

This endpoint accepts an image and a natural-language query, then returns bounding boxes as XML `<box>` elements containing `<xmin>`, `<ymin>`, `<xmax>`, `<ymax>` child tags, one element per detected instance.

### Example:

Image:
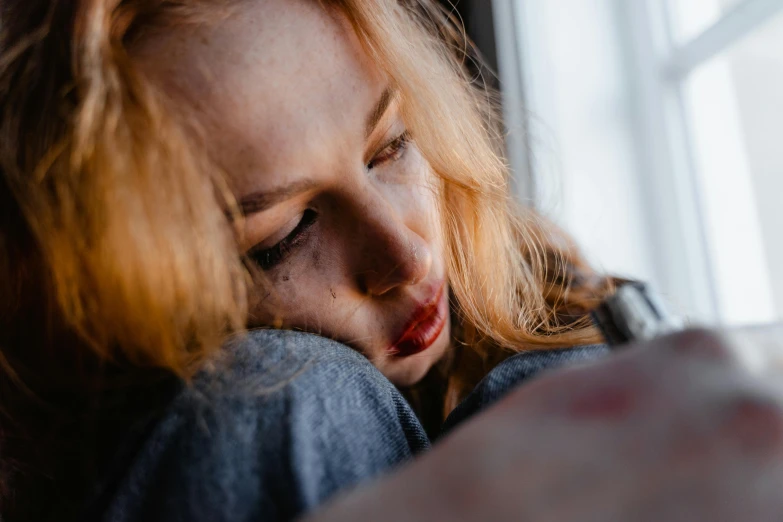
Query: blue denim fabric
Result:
<box><xmin>98</xmin><ymin>330</ymin><xmax>428</xmax><ymax>522</ymax></box>
<box><xmin>442</xmin><ymin>345</ymin><xmax>610</xmax><ymax>434</ymax></box>
<box><xmin>95</xmin><ymin>331</ymin><xmax>608</xmax><ymax>522</ymax></box>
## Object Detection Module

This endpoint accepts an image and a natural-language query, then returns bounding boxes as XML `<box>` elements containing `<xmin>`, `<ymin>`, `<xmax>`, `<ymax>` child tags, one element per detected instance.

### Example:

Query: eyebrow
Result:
<box><xmin>238</xmin><ymin>179</ymin><xmax>318</xmax><ymax>215</ymax></box>
<box><xmin>239</xmin><ymin>88</ymin><xmax>397</xmax><ymax>216</ymax></box>
<box><xmin>365</xmin><ymin>86</ymin><xmax>397</xmax><ymax>138</ymax></box>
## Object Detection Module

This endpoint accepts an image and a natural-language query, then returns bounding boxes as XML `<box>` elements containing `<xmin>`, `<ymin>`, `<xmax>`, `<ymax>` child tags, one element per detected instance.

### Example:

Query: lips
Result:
<box><xmin>389</xmin><ymin>281</ymin><xmax>448</xmax><ymax>358</ymax></box>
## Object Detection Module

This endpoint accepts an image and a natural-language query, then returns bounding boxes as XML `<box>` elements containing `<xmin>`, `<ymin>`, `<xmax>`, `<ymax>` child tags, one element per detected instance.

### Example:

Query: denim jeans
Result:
<box><xmin>93</xmin><ymin>330</ymin><xmax>607</xmax><ymax>522</ymax></box>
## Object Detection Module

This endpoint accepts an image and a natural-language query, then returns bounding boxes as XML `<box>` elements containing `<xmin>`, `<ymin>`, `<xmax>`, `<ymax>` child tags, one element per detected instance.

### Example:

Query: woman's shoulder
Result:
<box><xmin>442</xmin><ymin>344</ymin><xmax>609</xmax><ymax>435</ymax></box>
<box><xmin>95</xmin><ymin>330</ymin><xmax>428</xmax><ymax>522</ymax></box>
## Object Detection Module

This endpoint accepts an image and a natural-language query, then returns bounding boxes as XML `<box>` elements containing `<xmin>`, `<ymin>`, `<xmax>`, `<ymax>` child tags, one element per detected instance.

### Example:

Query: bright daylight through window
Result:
<box><xmin>493</xmin><ymin>0</ymin><xmax>783</xmax><ymax>327</ymax></box>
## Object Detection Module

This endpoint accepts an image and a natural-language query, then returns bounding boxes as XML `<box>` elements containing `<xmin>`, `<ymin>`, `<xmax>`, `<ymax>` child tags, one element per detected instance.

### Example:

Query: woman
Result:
<box><xmin>0</xmin><ymin>0</ymin><xmax>623</xmax><ymax>519</ymax></box>
<box><xmin>128</xmin><ymin>0</ymin><xmax>615</xmax><ymax>422</ymax></box>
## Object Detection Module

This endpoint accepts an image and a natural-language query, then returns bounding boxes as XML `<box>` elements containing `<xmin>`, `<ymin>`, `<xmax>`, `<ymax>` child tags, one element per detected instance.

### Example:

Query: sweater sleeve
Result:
<box><xmin>98</xmin><ymin>330</ymin><xmax>429</xmax><ymax>522</ymax></box>
<box><xmin>441</xmin><ymin>345</ymin><xmax>610</xmax><ymax>436</ymax></box>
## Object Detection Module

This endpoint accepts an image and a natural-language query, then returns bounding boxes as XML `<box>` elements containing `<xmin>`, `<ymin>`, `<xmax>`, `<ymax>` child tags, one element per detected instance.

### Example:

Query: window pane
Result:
<box><xmin>682</xmin><ymin>11</ymin><xmax>783</xmax><ymax>324</ymax></box>
<box><xmin>667</xmin><ymin>0</ymin><xmax>747</xmax><ymax>43</ymax></box>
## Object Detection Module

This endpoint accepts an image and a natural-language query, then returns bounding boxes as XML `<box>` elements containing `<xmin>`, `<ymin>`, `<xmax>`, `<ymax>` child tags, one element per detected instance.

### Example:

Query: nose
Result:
<box><xmin>354</xmin><ymin>203</ymin><xmax>433</xmax><ymax>297</ymax></box>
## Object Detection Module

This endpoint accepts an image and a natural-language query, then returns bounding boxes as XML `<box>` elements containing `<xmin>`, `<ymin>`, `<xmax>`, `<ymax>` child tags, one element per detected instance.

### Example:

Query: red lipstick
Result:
<box><xmin>389</xmin><ymin>282</ymin><xmax>448</xmax><ymax>358</ymax></box>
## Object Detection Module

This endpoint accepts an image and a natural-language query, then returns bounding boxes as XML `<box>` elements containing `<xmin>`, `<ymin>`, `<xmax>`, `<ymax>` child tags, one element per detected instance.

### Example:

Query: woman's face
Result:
<box><xmin>136</xmin><ymin>0</ymin><xmax>450</xmax><ymax>386</ymax></box>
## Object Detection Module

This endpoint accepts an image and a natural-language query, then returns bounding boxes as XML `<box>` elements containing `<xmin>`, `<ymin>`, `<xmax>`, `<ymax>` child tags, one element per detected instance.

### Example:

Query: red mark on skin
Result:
<box><xmin>568</xmin><ymin>386</ymin><xmax>637</xmax><ymax>421</ymax></box>
<box><xmin>669</xmin><ymin>329</ymin><xmax>732</xmax><ymax>361</ymax></box>
<box><xmin>721</xmin><ymin>397</ymin><xmax>783</xmax><ymax>455</ymax></box>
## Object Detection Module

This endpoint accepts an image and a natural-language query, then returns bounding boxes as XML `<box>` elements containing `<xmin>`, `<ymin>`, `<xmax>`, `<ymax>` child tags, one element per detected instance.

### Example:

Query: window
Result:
<box><xmin>668</xmin><ymin>0</ymin><xmax>749</xmax><ymax>42</ymax></box>
<box><xmin>493</xmin><ymin>0</ymin><xmax>783</xmax><ymax>326</ymax></box>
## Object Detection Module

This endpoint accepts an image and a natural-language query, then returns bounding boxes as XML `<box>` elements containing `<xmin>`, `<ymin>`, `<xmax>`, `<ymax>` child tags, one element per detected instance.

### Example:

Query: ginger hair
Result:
<box><xmin>0</xmin><ymin>0</ymin><xmax>614</xmax><ymax>517</ymax></box>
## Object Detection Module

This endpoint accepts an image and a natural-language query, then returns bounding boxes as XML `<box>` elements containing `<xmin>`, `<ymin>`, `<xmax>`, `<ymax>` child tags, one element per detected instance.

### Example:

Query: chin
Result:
<box><xmin>384</xmin><ymin>360</ymin><xmax>434</xmax><ymax>388</ymax></box>
<box><xmin>381</xmin><ymin>335</ymin><xmax>450</xmax><ymax>388</ymax></box>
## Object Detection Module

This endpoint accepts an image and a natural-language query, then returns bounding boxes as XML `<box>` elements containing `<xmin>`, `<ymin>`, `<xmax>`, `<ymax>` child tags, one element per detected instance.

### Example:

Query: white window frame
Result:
<box><xmin>624</xmin><ymin>0</ymin><xmax>783</xmax><ymax>324</ymax></box>
<box><xmin>493</xmin><ymin>0</ymin><xmax>783</xmax><ymax>324</ymax></box>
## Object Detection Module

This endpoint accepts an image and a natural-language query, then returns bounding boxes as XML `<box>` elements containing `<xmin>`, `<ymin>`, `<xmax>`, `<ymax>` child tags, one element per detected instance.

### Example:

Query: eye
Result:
<box><xmin>248</xmin><ymin>209</ymin><xmax>318</xmax><ymax>270</ymax></box>
<box><xmin>367</xmin><ymin>131</ymin><xmax>410</xmax><ymax>170</ymax></box>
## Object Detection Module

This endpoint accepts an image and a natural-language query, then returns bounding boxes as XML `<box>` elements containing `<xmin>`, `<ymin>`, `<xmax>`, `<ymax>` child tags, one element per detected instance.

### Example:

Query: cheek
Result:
<box><xmin>245</xmin><ymin>230</ymin><xmax>375</xmax><ymax>337</ymax></box>
<box><xmin>247</xmin><ymin>277</ymin><xmax>337</xmax><ymax>331</ymax></box>
<box><xmin>246</xmin><ymin>245</ymin><xmax>340</xmax><ymax>327</ymax></box>
<box><xmin>244</xmin><ymin>225</ymin><xmax>327</xmax><ymax>325</ymax></box>
<box><xmin>380</xmin><ymin>149</ymin><xmax>444</xmax><ymax>244</ymax></box>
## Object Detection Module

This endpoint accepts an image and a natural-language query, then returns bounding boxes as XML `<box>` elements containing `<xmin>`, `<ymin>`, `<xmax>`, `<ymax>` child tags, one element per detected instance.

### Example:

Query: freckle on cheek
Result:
<box><xmin>282</xmin><ymin>275</ymin><xmax>290</xmax><ymax>282</ymax></box>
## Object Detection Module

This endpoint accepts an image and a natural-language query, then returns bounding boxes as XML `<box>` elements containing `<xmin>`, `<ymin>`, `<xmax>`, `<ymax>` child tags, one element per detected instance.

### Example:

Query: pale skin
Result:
<box><xmin>136</xmin><ymin>0</ymin><xmax>450</xmax><ymax>387</ymax></box>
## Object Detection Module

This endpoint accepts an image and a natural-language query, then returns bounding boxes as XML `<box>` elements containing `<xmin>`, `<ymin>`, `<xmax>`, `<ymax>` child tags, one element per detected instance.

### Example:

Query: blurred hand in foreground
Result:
<box><xmin>308</xmin><ymin>327</ymin><xmax>783</xmax><ymax>522</ymax></box>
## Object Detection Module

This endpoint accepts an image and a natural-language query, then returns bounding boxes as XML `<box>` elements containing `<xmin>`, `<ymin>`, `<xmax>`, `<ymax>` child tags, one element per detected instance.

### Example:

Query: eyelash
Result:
<box><xmin>250</xmin><ymin>132</ymin><xmax>410</xmax><ymax>271</ymax></box>
<box><xmin>367</xmin><ymin>131</ymin><xmax>410</xmax><ymax>170</ymax></box>
<box><xmin>249</xmin><ymin>209</ymin><xmax>318</xmax><ymax>270</ymax></box>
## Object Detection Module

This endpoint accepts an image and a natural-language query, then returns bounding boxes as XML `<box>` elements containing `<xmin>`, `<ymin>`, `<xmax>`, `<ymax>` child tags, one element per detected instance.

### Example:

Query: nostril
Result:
<box><xmin>366</xmin><ymin>267</ymin><xmax>402</xmax><ymax>297</ymax></box>
<box><xmin>363</xmin><ymin>239</ymin><xmax>432</xmax><ymax>296</ymax></box>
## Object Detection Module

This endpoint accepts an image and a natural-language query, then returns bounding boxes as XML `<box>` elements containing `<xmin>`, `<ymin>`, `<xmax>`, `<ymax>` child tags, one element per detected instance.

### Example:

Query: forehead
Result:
<box><xmin>135</xmin><ymin>0</ymin><xmax>385</xmax><ymax>192</ymax></box>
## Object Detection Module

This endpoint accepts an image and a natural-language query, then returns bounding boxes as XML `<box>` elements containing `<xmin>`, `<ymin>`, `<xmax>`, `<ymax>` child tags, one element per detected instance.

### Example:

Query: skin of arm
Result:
<box><xmin>306</xmin><ymin>327</ymin><xmax>783</xmax><ymax>522</ymax></box>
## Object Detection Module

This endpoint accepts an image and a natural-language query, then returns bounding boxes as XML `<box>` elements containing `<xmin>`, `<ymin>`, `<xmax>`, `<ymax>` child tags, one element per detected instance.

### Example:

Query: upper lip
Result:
<box><xmin>389</xmin><ymin>281</ymin><xmax>446</xmax><ymax>351</ymax></box>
